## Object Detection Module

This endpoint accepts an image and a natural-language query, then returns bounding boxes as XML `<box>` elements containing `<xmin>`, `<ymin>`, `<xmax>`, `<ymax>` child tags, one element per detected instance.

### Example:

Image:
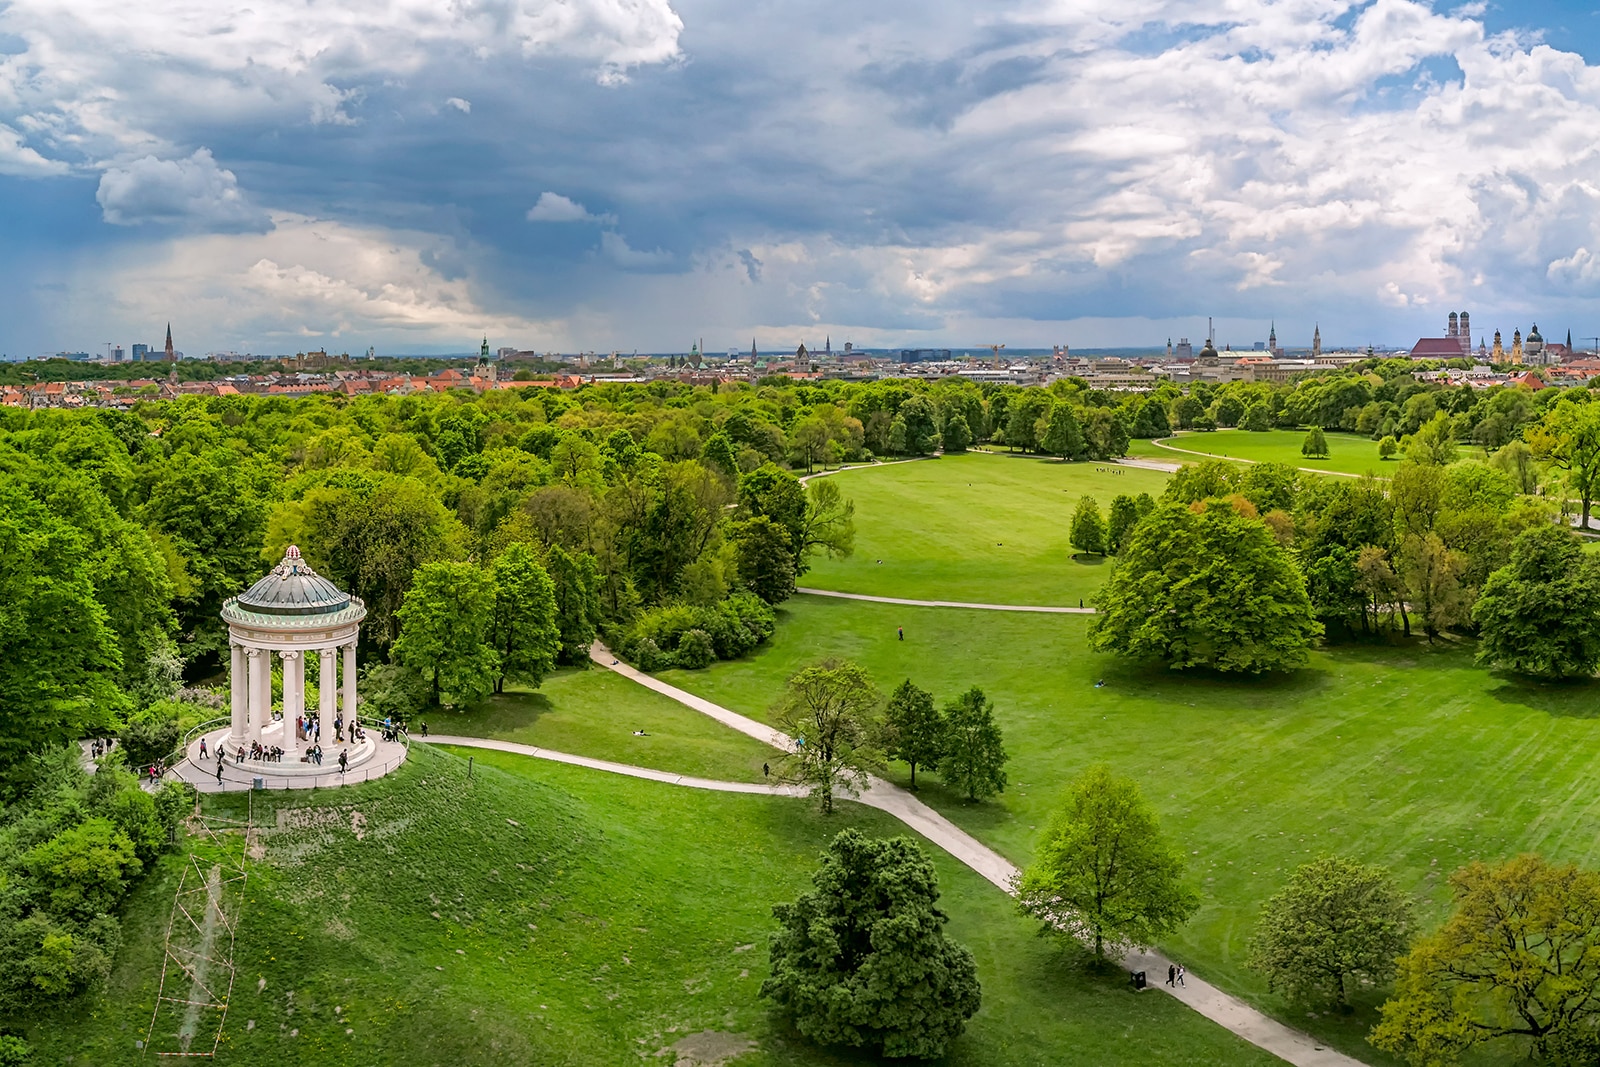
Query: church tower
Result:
<box><xmin>1492</xmin><ymin>330</ymin><xmax>1503</xmax><ymax>362</ymax></box>
<box><xmin>165</xmin><ymin>323</ymin><xmax>175</xmax><ymax>362</ymax></box>
<box><xmin>1512</xmin><ymin>328</ymin><xmax>1523</xmax><ymax>364</ymax></box>
<box><xmin>1312</xmin><ymin>324</ymin><xmax>1321</xmax><ymax>359</ymax></box>
<box><xmin>1268</xmin><ymin>321</ymin><xmax>1277</xmax><ymax>356</ymax></box>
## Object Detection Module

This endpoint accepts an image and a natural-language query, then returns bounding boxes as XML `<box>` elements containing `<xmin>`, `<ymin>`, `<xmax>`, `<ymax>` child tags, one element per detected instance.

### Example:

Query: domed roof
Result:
<box><xmin>1528</xmin><ymin>324</ymin><xmax>1544</xmax><ymax>344</ymax></box>
<box><xmin>236</xmin><ymin>546</ymin><xmax>351</xmax><ymax>616</ymax></box>
<box><xmin>1198</xmin><ymin>338</ymin><xmax>1218</xmax><ymax>359</ymax></box>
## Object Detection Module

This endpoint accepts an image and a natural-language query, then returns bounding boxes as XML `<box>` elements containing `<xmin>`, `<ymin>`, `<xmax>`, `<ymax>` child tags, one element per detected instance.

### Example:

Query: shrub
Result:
<box><xmin>23</xmin><ymin>818</ymin><xmax>142</xmax><ymax>922</ymax></box>
<box><xmin>119</xmin><ymin>702</ymin><xmax>180</xmax><ymax>770</ymax></box>
<box><xmin>0</xmin><ymin>1035</ymin><xmax>33</xmax><ymax>1066</ymax></box>
<box><xmin>675</xmin><ymin>629</ymin><xmax>716</xmax><ymax>669</ymax></box>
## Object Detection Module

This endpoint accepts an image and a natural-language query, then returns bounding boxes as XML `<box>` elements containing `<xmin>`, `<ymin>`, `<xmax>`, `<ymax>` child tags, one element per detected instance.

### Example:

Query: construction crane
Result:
<box><xmin>980</xmin><ymin>343</ymin><xmax>1006</xmax><ymax>369</ymax></box>
<box><xmin>1586</xmin><ymin>337</ymin><xmax>1600</xmax><ymax>360</ymax></box>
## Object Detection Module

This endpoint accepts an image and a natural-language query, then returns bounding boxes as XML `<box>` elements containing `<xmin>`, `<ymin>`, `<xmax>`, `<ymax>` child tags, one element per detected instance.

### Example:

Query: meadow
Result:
<box><xmin>802</xmin><ymin>453</ymin><xmax>1169</xmax><ymax>605</ymax></box>
<box><xmin>1130</xmin><ymin>428</ymin><xmax>1392</xmax><ymax>476</ymax></box>
<box><xmin>659</xmin><ymin>596</ymin><xmax>1600</xmax><ymax>1061</ymax></box>
<box><xmin>28</xmin><ymin>748</ymin><xmax>1278</xmax><ymax>1066</ymax></box>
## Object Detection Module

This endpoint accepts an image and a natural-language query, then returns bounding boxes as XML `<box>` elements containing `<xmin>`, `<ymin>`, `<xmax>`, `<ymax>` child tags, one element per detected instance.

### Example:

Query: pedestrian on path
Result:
<box><xmin>215</xmin><ymin>760</ymin><xmax>223</xmax><ymax>785</ymax></box>
<box><xmin>763</xmin><ymin>763</ymin><xmax>769</xmax><ymax>777</ymax></box>
<box><xmin>421</xmin><ymin>721</ymin><xmax>428</xmax><ymax>738</ymax></box>
<box><xmin>199</xmin><ymin>737</ymin><xmax>208</xmax><ymax>759</ymax></box>
<box><xmin>1176</xmin><ymin>965</ymin><xmax>1185</xmax><ymax>987</ymax></box>
<box><xmin>1167</xmin><ymin>965</ymin><xmax>1176</xmax><ymax>987</ymax></box>
<box><xmin>338</xmin><ymin>749</ymin><xmax>348</xmax><ymax>774</ymax></box>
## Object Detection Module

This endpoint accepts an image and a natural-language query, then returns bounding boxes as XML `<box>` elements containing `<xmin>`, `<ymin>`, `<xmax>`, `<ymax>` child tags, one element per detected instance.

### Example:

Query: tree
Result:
<box><xmin>1164</xmin><ymin>458</ymin><xmax>1238</xmax><ymax>503</ymax></box>
<box><xmin>545</xmin><ymin>545</ymin><xmax>601</xmax><ymax>665</ymax></box>
<box><xmin>1397</xmin><ymin>532</ymin><xmax>1467</xmax><ymax>642</ymax></box>
<box><xmin>940</xmin><ymin>687</ymin><xmax>1008</xmax><ymax>801</ymax></box>
<box><xmin>941</xmin><ymin>413</ymin><xmax>972</xmax><ymax>453</ymax></box>
<box><xmin>488</xmin><ymin>543</ymin><xmax>561</xmax><ymax>693</ymax></box>
<box><xmin>392</xmin><ymin>561</ymin><xmax>499</xmax><ymax>707</ymax></box>
<box><xmin>1091</xmin><ymin>500</ymin><xmax>1322</xmax><ymax>673</ymax></box>
<box><xmin>1529</xmin><ymin>398</ymin><xmax>1600</xmax><ymax>529</ymax></box>
<box><xmin>1016</xmin><ymin>764</ymin><xmax>1199</xmax><ymax>960</ymax></box>
<box><xmin>0</xmin><ymin>484</ymin><xmax>123</xmax><ymax>785</ymax></box>
<box><xmin>1247</xmin><ymin>857</ymin><xmax>1414</xmax><ymax>1010</ymax></box>
<box><xmin>733</xmin><ymin>515</ymin><xmax>797</xmax><ymax>604</ymax></box>
<box><xmin>774</xmin><ymin>660</ymin><xmax>879</xmax><ymax>814</ymax></box>
<box><xmin>1378</xmin><ymin>434</ymin><xmax>1399</xmax><ymax>460</ymax></box>
<box><xmin>1301</xmin><ymin>426</ymin><xmax>1329</xmax><ymax>459</ymax></box>
<box><xmin>1355</xmin><ymin>545</ymin><xmax>1410</xmax><ymax>636</ymax></box>
<box><xmin>1403</xmin><ymin>411</ymin><xmax>1459</xmax><ymax>466</ymax></box>
<box><xmin>1242</xmin><ymin>401</ymin><xmax>1273</xmax><ymax>432</ymax></box>
<box><xmin>1069</xmin><ymin>495</ymin><xmax>1107</xmax><ymax>556</ymax></box>
<box><xmin>1040</xmin><ymin>403</ymin><xmax>1085</xmax><ymax>460</ymax></box>
<box><xmin>761</xmin><ymin>829</ymin><xmax>981</xmax><ymax>1058</ymax></box>
<box><xmin>1373</xmin><ymin>855</ymin><xmax>1600</xmax><ymax>1066</ymax></box>
<box><xmin>1106</xmin><ymin>494</ymin><xmax>1141</xmax><ymax>555</ymax></box>
<box><xmin>1474</xmin><ymin>525</ymin><xmax>1600</xmax><ymax>678</ymax></box>
<box><xmin>897</xmin><ymin>395</ymin><xmax>940</xmax><ymax>455</ymax></box>
<box><xmin>1490</xmin><ymin>439</ymin><xmax>1539</xmax><ymax>494</ymax></box>
<box><xmin>879</xmin><ymin>680</ymin><xmax>944</xmax><ymax>789</ymax></box>
<box><xmin>797</xmin><ymin>477</ymin><xmax>856</xmax><ymax>574</ymax></box>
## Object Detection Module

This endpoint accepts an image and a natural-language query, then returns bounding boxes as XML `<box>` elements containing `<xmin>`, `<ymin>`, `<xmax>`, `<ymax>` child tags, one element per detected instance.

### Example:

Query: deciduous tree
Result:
<box><xmin>1301</xmin><ymin>426</ymin><xmax>1329</xmax><ymax>459</ymax></box>
<box><xmin>1016</xmin><ymin>764</ymin><xmax>1198</xmax><ymax>960</ymax></box>
<box><xmin>774</xmin><ymin>660</ymin><xmax>879</xmax><ymax>814</ymax></box>
<box><xmin>762</xmin><ymin>829</ymin><xmax>981</xmax><ymax>1058</ymax></box>
<box><xmin>1248</xmin><ymin>857</ymin><xmax>1414</xmax><ymax>1010</ymax></box>
<box><xmin>1107</xmin><ymin>494</ymin><xmax>1141</xmax><ymax>554</ymax></box>
<box><xmin>879</xmin><ymin>680</ymin><xmax>944</xmax><ymax>789</ymax></box>
<box><xmin>1040</xmin><ymin>403</ymin><xmax>1085</xmax><ymax>460</ymax></box>
<box><xmin>1528</xmin><ymin>397</ymin><xmax>1600</xmax><ymax>529</ymax></box>
<box><xmin>489</xmin><ymin>542</ymin><xmax>561</xmax><ymax>693</ymax></box>
<box><xmin>392</xmin><ymin>561</ymin><xmax>499</xmax><ymax>707</ymax></box>
<box><xmin>1474</xmin><ymin>525</ymin><xmax>1600</xmax><ymax>678</ymax></box>
<box><xmin>1373</xmin><ymin>855</ymin><xmax>1600</xmax><ymax>1066</ymax></box>
<box><xmin>1069</xmin><ymin>495</ymin><xmax>1107</xmax><ymax>556</ymax></box>
<box><xmin>940</xmin><ymin>687</ymin><xmax>1008</xmax><ymax>801</ymax></box>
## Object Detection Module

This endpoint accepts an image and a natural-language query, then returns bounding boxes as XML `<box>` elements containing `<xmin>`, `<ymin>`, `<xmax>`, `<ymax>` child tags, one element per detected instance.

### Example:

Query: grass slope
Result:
<box><xmin>32</xmin><ymin>747</ymin><xmax>1277</xmax><ymax>1066</ymax></box>
<box><xmin>446</xmin><ymin>666</ymin><xmax>774</xmax><ymax>782</ymax></box>
<box><xmin>802</xmin><ymin>453</ymin><xmax>1169</xmax><ymax>606</ymax></box>
<box><xmin>660</xmin><ymin>596</ymin><xmax>1600</xmax><ymax>1062</ymax></box>
<box><xmin>1133</xmin><ymin>428</ymin><xmax>1486</xmax><ymax>478</ymax></box>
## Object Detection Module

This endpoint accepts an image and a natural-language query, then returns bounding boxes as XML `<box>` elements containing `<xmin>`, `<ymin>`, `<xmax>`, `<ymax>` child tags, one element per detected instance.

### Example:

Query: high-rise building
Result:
<box><xmin>132</xmin><ymin>343</ymin><xmax>150</xmax><ymax>362</ymax></box>
<box><xmin>112</xmin><ymin>346</ymin><xmax>125</xmax><ymax>362</ymax></box>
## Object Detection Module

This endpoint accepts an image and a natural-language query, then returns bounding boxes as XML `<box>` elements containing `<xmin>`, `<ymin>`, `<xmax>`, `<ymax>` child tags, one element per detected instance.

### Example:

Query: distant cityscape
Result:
<box><xmin>6</xmin><ymin>312</ymin><xmax>1597</xmax><ymax>410</ymax></box>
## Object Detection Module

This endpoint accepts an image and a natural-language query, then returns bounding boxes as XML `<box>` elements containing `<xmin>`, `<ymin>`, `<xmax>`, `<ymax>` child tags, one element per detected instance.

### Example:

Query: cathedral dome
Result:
<box><xmin>1528</xmin><ymin>324</ymin><xmax>1544</xmax><ymax>344</ymax></box>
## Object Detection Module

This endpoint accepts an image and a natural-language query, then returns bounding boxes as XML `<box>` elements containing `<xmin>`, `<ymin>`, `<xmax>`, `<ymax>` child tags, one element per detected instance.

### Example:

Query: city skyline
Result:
<box><xmin>3</xmin><ymin>1</ymin><xmax>1600</xmax><ymax>354</ymax></box>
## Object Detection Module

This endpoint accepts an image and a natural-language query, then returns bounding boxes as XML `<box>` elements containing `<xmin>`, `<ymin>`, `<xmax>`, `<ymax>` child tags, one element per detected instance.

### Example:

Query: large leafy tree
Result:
<box><xmin>1373</xmin><ymin>855</ymin><xmax>1600</xmax><ymax>1066</ymax></box>
<box><xmin>1069</xmin><ymin>495</ymin><xmax>1107</xmax><ymax>556</ymax></box>
<box><xmin>1528</xmin><ymin>396</ymin><xmax>1600</xmax><ymax>530</ymax></box>
<box><xmin>1040</xmin><ymin>402</ymin><xmax>1085</xmax><ymax>460</ymax></box>
<box><xmin>545</xmin><ymin>545</ymin><xmax>602</xmax><ymax>665</ymax></box>
<box><xmin>774</xmin><ymin>660</ymin><xmax>879</xmax><ymax>814</ymax></box>
<box><xmin>1016</xmin><ymin>764</ymin><xmax>1198</xmax><ymax>960</ymax></box>
<box><xmin>732</xmin><ymin>515</ymin><xmax>797</xmax><ymax>604</ymax></box>
<box><xmin>1106</xmin><ymin>494</ymin><xmax>1141</xmax><ymax>555</ymax></box>
<box><xmin>1301</xmin><ymin>426</ymin><xmax>1329</xmax><ymax>459</ymax></box>
<box><xmin>1247</xmin><ymin>857</ymin><xmax>1414</xmax><ymax>1010</ymax></box>
<box><xmin>488</xmin><ymin>542</ymin><xmax>561</xmax><ymax>693</ymax></box>
<box><xmin>1091</xmin><ymin>499</ymin><xmax>1323</xmax><ymax>673</ymax></box>
<box><xmin>878</xmin><ymin>680</ymin><xmax>944</xmax><ymax>789</ymax></box>
<box><xmin>940</xmin><ymin>687</ymin><xmax>1008</xmax><ymax>801</ymax></box>
<box><xmin>1474</xmin><ymin>525</ymin><xmax>1600</xmax><ymax>678</ymax></box>
<box><xmin>761</xmin><ymin>829</ymin><xmax>981</xmax><ymax>1059</ymax></box>
<box><xmin>392</xmin><ymin>561</ymin><xmax>499</xmax><ymax>708</ymax></box>
<box><xmin>0</xmin><ymin>485</ymin><xmax>124</xmax><ymax>784</ymax></box>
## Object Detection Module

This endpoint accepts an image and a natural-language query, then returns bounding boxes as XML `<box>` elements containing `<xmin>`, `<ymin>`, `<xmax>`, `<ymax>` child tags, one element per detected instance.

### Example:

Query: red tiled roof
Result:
<box><xmin>1409</xmin><ymin>338</ymin><xmax>1470</xmax><ymax>359</ymax></box>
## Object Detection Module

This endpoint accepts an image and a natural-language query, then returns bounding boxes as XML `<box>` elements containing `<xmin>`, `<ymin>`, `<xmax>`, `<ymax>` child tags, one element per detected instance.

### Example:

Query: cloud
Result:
<box><xmin>599</xmin><ymin>230</ymin><xmax>674</xmax><ymax>269</ymax></box>
<box><xmin>95</xmin><ymin>149</ymin><xmax>271</xmax><ymax>231</ymax></box>
<box><xmin>0</xmin><ymin>122</ymin><xmax>67</xmax><ymax>177</ymax></box>
<box><xmin>446</xmin><ymin>97</ymin><xmax>472</xmax><ymax>114</ymax></box>
<box><xmin>526</xmin><ymin>191</ymin><xmax>612</xmax><ymax>223</ymax></box>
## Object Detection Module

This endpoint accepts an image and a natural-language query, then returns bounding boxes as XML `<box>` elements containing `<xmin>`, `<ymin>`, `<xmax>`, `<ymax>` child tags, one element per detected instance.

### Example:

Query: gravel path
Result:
<box><xmin>794</xmin><ymin>588</ymin><xmax>1094</xmax><ymax>614</ymax></box>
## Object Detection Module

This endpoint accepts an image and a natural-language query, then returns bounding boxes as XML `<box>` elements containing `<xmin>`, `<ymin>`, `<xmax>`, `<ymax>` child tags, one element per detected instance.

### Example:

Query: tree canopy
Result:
<box><xmin>1474</xmin><ymin>525</ymin><xmax>1600</xmax><ymax>679</ymax></box>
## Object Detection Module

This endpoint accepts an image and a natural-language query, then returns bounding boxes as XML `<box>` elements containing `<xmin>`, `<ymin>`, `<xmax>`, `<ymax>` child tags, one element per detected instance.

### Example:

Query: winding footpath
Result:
<box><xmin>794</xmin><ymin>588</ymin><xmax>1094</xmax><ymax>614</ymax></box>
<box><xmin>431</xmin><ymin>641</ymin><xmax>1362</xmax><ymax>1067</ymax></box>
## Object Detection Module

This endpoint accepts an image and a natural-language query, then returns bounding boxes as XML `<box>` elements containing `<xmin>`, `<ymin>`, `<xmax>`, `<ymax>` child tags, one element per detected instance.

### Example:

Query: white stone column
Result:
<box><xmin>319</xmin><ymin>647</ymin><xmax>337</xmax><ymax>739</ymax></box>
<box><xmin>246</xmin><ymin>648</ymin><xmax>267</xmax><ymax>750</ymax></box>
<box><xmin>282</xmin><ymin>650</ymin><xmax>303</xmax><ymax>762</ymax></box>
<box><xmin>342</xmin><ymin>642</ymin><xmax>358</xmax><ymax>730</ymax></box>
<box><xmin>229</xmin><ymin>643</ymin><xmax>247</xmax><ymax>743</ymax></box>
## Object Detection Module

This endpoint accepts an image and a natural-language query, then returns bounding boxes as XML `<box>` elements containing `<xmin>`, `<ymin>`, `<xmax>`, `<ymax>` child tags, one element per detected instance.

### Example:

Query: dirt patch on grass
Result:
<box><xmin>661</xmin><ymin>1030</ymin><xmax>756</xmax><ymax>1067</ymax></box>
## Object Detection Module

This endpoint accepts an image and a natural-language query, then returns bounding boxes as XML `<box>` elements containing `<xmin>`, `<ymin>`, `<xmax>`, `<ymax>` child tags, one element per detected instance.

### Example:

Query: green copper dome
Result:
<box><xmin>235</xmin><ymin>546</ymin><xmax>351</xmax><ymax>616</ymax></box>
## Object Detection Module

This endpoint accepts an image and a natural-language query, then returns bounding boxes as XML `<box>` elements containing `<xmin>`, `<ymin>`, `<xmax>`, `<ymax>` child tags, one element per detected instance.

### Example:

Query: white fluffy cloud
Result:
<box><xmin>96</xmin><ymin>149</ymin><xmax>270</xmax><ymax>230</ymax></box>
<box><xmin>527</xmin><ymin>192</ymin><xmax>611</xmax><ymax>223</ymax></box>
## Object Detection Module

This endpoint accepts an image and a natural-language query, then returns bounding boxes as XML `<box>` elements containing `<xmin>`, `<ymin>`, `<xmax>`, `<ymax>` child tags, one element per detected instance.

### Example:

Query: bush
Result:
<box><xmin>23</xmin><ymin>818</ymin><xmax>142</xmax><ymax>923</ymax></box>
<box><xmin>0</xmin><ymin>1035</ymin><xmax>33</xmax><ymax>1066</ymax></box>
<box><xmin>118</xmin><ymin>702</ymin><xmax>180</xmax><ymax>770</ymax></box>
<box><xmin>613</xmin><ymin>593</ymin><xmax>776</xmax><ymax>670</ymax></box>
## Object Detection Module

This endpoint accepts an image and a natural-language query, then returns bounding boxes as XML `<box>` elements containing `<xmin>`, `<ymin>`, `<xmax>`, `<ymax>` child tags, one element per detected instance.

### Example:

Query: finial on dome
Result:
<box><xmin>285</xmin><ymin>545</ymin><xmax>302</xmax><ymax>560</ymax></box>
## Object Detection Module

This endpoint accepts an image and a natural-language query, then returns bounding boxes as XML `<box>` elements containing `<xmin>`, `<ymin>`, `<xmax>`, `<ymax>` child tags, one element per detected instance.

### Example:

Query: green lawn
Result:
<box><xmin>1142</xmin><ymin>429</ymin><xmax>1394</xmax><ymax>476</ymax></box>
<box><xmin>659</xmin><ymin>595</ymin><xmax>1600</xmax><ymax>1063</ymax></box>
<box><xmin>31</xmin><ymin>747</ymin><xmax>1279</xmax><ymax>1066</ymax></box>
<box><xmin>444</xmin><ymin>666</ymin><xmax>775</xmax><ymax>782</ymax></box>
<box><xmin>802</xmin><ymin>453</ymin><xmax>1169</xmax><ymax>606</ymax></box>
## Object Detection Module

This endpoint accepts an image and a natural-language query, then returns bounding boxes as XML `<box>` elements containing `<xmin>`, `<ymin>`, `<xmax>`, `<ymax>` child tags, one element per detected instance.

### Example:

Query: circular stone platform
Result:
<box><xmin>169</xmin><ymin>724</ymin><xmax>409</xmax><ymax>793</ymax></box>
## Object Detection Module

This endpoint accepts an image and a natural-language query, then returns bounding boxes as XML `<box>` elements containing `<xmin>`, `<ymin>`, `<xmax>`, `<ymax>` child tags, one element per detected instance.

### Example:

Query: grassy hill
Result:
<box><xmin>29</xmin><ymin>746</ymin><xmax>1279</xmax><ymax>1066</ymax></box>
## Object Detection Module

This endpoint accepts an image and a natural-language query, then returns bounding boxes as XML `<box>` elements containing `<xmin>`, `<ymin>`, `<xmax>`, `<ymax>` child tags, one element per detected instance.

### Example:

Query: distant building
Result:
<box><xmin>132</xmin><ymin>343</ymin><xmax>150</xmax><ymax>362</ymax></box>
<box><xmin>1409</xmin><ymin>311</ymin><xmax>1474</xmax><ymax>360</ymax></box>
<box><xmin>112</xmin><ymin>346</ymin><xmax>125</xmax><ymax>362</ymax></box>
<box><xmin>1173</xmin><ymin>337</ymin><xmax>1193</xmax><ymax>360</ymax></box>
<box><xmin>898</xmin><ymin>349</ymin><xmax>952</xmax><ymax>363</ymax></box>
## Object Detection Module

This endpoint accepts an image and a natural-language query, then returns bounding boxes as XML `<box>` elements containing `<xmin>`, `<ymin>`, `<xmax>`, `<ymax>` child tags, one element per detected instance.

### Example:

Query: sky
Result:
<box><xmin>2</xmin><ymin>0</ymin><xmax>1600</xmax><ymax>357</ymax></box>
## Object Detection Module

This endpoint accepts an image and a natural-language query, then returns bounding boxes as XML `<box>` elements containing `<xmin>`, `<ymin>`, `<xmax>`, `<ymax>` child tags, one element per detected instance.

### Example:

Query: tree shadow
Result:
<box><xmin>1484</xmin><ymin>672</ymin><xmax>1600</xmax><ymax>719</ymax></box>
<box><xmin>453</xmin><ymin>689</ymin><xmax>557</xmax><ymax>736</ymax></box>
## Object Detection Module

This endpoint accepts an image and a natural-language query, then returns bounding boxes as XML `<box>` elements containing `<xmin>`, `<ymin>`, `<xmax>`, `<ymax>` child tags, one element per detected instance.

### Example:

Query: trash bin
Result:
<box><xmin>252</xmin><ymin>776</ymin><xmax>264</xmax><ymax>791</ymax></box>
<box><xmin>1131</xmin><ymin>970</ymin><xmax>1147</xmax><ymax>990</ymax></box>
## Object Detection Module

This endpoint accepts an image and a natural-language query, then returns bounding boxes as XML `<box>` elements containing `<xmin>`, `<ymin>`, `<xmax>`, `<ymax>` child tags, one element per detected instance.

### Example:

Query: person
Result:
<box><xmin>1167</xmin><ymin>964</ymin><xmax>1176</xmax><ymax>987</ymax></box>
<box><xmin>1176</xmin><ymin>965</ymin><xmax>1185</xmax><ymax>987</ymax></box>
<box><xmin>215</xmin><ymin>759</ymin><xmax>224</xmax><ymax>785</ymax></box>
<box><xmin>421</xmin><ymin>721</ymin><xmax>428</xmax><ymax>738</ymax></box>
<box><xmin>1079</xmin><ymin>599</ymin><xmax>1084</xmax><ymax>609</ymax></box>
<box><xmin>338</xmin><ymin>749</ymin><xmax>348</xmax><ymax>773</ymax></box>
<box><xmin>762</xmin><ymin>763</ymin><xmax>769</xmax><ymax>777</ymax></box>
<box><xmin>897</xmin><ymin>626</ymin><xmax>904</xmax><ymax>641</ymax></box>
<box><xmin>199</xmin><ymin>736</ymin><xmax>208</xmax><ymax>759</ymax></box>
